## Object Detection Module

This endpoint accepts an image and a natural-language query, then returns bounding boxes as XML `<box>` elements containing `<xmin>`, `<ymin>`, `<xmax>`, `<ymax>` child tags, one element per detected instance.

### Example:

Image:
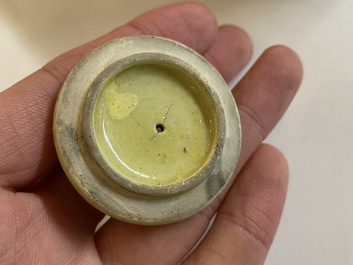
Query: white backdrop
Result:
<box><xmin>1</xmin><ymin>1</ymin><xmax>352</xmax><ymax>264</ymax></box>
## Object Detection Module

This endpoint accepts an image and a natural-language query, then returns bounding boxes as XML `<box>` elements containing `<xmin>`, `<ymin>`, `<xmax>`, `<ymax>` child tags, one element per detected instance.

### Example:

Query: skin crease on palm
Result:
<box><xmin>0</xmin><ymin>2</ymin><xmax>303</xmax><ymax>265</ymax></box>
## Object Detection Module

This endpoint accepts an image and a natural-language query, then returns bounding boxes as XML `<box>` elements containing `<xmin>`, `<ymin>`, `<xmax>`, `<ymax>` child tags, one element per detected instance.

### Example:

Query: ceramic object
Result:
<box><xmin>53</xmin><ymin>36</ymin><xmax>241</xmax><ymax>225</ymax></box>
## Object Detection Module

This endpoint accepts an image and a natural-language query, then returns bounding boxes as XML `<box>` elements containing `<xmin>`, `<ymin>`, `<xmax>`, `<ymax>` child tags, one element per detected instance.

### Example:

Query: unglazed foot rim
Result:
<box><xmin>53</xmin><ymin>36</ymin><xmax>241</xmax><ymax>225</ymax></box>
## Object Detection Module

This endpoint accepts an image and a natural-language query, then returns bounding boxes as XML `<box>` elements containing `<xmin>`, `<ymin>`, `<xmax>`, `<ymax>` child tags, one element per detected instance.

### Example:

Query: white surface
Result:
<box><xmin>1</xmin><ymin>0</ymin><xmax>352</xmax><ymax>264</ymax></box>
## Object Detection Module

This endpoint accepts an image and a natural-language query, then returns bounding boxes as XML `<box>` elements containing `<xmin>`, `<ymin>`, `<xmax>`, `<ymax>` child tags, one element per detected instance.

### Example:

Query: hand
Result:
<box><xmin>0</xmin><ymin>3</ymin><xmax>302</xmax><ymax>264</ymax></box>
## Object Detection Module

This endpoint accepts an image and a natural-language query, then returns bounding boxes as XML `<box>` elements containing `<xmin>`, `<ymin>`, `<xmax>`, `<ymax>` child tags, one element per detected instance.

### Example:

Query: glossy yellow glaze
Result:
<box><xmin>93</xmin><ymin>64</ymin><xmax>217</xmax><ymax>186</ymax></box>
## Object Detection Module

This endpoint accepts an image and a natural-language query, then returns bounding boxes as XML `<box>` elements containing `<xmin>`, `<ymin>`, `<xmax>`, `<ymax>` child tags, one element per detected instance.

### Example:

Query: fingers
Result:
<box><xmin>94</xmin><ymin>46</ymin><xmax>302</xmax><ymax>264</ymax></box>
<box><xmin>233</xmin><ymin>45</ymin><xmax>303</xmax><ymax>175</ymax></box>
<box><xmin>182</xmin><ymin>46</ymin><xmax>302</xmax><ymax>264</ymax></box>
<box><xmin>203</xmin><ymin>25</ymin><xmax>252</xmax><ymax>83</ymax></box>
<box><xmin>183</xmin><ymin>144</ymin><xmax>288</xmax><ymax>265</ymax></box>
<box><xmin>0</xmin><ymin>2</ymin><xmax>222</xmax><ymax>190</ymax></box>
<box><xmin>201</xmin><ymin>45</ymin><xmax>302</xmax><ymax>226</ymax></box>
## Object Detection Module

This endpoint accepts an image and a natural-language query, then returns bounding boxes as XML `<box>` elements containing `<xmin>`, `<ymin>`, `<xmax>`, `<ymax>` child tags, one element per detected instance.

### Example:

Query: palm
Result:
<box><xmin>0</xmin><ymin>3</ymin><xmax>302</xmax><ymax>264</ymax></box>
<box><xmin>0</xmin><ymin>173</ymin><xmax>101</xmax><ymax>264</ymax></box>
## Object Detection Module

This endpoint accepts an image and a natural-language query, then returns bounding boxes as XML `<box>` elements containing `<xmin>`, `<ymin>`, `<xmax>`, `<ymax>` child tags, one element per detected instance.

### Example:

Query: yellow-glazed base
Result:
<box><xmin>93</xmin><ymin>64</ymin><xmax>217</xmax><ymax>186</ymax></box>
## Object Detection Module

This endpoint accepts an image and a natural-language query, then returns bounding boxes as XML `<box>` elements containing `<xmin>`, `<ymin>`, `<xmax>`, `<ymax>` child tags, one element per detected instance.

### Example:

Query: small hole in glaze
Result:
<box><xmin>156</xmin><ymin>124</ymin><xmax>165</xmax><ymax>133</ymax></box>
